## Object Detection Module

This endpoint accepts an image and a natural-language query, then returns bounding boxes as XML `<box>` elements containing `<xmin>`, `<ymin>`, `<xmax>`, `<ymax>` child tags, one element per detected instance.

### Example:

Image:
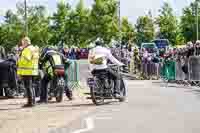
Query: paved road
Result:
<box><xmin>50</xmin><ymin>80</ymin><xmax>200</xmax><ymax>133</ymax></box>
<box><xmin>1</xmin><ymin>60</ymin><xmax>200</xmax><ymax>133</ymax></box>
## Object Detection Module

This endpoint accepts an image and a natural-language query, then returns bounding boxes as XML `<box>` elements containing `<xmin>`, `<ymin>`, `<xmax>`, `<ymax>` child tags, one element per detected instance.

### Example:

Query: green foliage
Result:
<box><xmin>121</xmin><ymin>17</ymin><xmax>136</xmax><ymax>44</ymax></box>
<box><xmin>156</xmin><ymin>2</ymin><xmax>180</xmax><ymax>46</ymax></box>
<box><xmin>67</xmin><ymin>0</ymin><xmax>90</xmax><ymax>47</ymax></box>
<box><xmin>3</xmin><ymin>0</ymin><xmax>200</xmax><ymax>50</ymax></box>
<box><xmin>135</xmin><ymin>12</ymin><xmax>155</xmax><ymax>46</ymax></box>
<box><xmin>89</xmin><ymin>0</ymin><xmax>119</xmax><ymax>44</ymax></box>
<box><xmin>50</xmin><ymin>2</ymin><xmax>71</xmax><ymax>46</ymax></box>
<box><xmin>0</xmin><ymin>9</ymin><xmax>24</xmax><ymax>51</ymax></box>
<box><xmin>180</xmin><ymin>0</ymin><xmax>200</xmax><ymax>42</ymax></box>
<box><xmin>0</xmin><ymin>3</ymin><xmax>51</xmax><ymax>51</ymax></box>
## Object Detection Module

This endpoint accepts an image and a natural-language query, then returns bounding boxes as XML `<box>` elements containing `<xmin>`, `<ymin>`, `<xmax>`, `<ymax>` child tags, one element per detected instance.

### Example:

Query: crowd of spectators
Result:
<box><xmin>61</xmin><ymin>48</ymin><xmax>89</xmax><ymax>60</ymax></box>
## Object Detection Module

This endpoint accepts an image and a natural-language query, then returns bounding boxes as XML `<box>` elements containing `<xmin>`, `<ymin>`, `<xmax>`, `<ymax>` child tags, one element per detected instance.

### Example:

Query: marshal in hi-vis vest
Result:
<box><xmin>17</xmin><ymin>45</ymin><xmax>39</xmax><ymax>76</ymax></box>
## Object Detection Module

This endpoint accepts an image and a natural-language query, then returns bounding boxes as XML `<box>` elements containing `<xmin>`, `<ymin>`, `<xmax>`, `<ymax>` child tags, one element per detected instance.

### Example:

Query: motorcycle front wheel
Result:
<box><xmin>118</xmin><ymin>78</ymin><xmax>126</xmax><ymax>102</ymax></box>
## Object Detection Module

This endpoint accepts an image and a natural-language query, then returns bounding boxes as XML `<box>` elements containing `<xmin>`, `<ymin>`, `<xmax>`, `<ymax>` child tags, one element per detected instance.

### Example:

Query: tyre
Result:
<box><xmin>119</xmin><ymin>78</ymin><xmax>126</xmax><ymax>102</ymax></box>
<box><xmin>56</xmin><ymin>85</ymin><xmax>64</xmax><ymax>102</ymax></box>
<box><xmin>90</xmin><ymin>79</ymin><xmax>104</xmax><ymax>105</ymax></box>
<box><xmin>5</xmin><ymin>88</ymin><xmax>15</xmax><ymax>98</ymax></box>
<box><xmin>55</xmin><ymin>77</ymin><xmax>65</xmax><ymax>103</ymax></box>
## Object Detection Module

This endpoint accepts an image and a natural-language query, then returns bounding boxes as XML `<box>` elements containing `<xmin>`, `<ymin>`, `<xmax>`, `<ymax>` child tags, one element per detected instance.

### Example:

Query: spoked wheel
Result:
<box><xmin>118</xmin><ymin>78</ymin><xmax>126</xmax><ymax>102</ymax></box>
<box><xmin>56</xmin><ymin>85</ymin><xmax>64</xmax><ymax>103</ymax></box>
<box><xmin>4</xmin><ymin>88</ymin><xmax>15</xmax><ymax>98</ymax></box>
<box><xmin>90</xmin><ymin>80</ymin><xmax>104</xmax><ymax>105</ymax></box>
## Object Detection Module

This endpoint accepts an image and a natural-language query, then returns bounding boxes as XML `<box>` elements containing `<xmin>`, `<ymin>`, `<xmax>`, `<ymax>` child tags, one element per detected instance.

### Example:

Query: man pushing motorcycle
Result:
<box><xmin>38</xmin><ymin>46</ymin><xmax>73</xmax><ymax>103</ymax></box>
<box><xmin>88</xmin><ymin>39</ymin><xmax>124</xmax><ymax>98</ymax></box>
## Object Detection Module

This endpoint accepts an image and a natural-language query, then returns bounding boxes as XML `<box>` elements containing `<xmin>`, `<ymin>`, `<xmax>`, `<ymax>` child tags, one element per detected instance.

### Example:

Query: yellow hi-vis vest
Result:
<box><xmin>17</xmin><ymin>45</ymin><xmax>39</xmax><ymax>76</ymax></box>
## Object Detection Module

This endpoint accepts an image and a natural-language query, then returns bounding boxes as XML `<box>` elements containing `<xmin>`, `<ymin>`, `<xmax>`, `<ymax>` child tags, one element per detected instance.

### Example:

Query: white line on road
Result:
<box><xmin>95</xmin><ymin>117</ymin><xmax>113</xmax><ymax>120</ymax></box>
<box><xmin>71</xmin><ymin>117</ymin><xmax>94</xmax><ymax>133</ymax></box>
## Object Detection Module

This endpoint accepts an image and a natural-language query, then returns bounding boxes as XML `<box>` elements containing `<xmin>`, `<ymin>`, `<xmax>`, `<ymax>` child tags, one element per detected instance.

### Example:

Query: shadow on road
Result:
<box><xmin>54</xmin><ymin>100</ymin><xmax>119</xmax><ymax>108</ymax></box>
<box><xmin>55</xmin><ymin>103</ymin><xmax>95</xmax><ymax>108</ymax></box>
<box><xmin>0</xmin><ymin>107</ymin><xmax>23</xmax><ymax>111</ymax></box>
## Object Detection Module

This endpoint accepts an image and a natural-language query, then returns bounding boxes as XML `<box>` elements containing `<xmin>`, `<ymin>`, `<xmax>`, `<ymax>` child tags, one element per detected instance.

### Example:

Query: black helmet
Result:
<box><xmin>95</xmin><ymin>41</ymin><xmax>102</xmax><ymax>46</ymax></box>
<box><xmin>95</xmin><ymin>38</ymin><xmax>104</xmax><ymax>46</ymax></box>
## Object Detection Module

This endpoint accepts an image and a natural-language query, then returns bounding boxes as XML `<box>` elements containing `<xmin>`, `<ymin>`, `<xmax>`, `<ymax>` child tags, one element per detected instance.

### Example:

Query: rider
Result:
<box><xmin>38</xmin><ymin>46</ymin><xmax>72</xmax><ymax>103</ymax></box>
<box><xmin>88</xmin><ymin>39</ymin><xmax>124</xmax><ymax>98</ymax></box>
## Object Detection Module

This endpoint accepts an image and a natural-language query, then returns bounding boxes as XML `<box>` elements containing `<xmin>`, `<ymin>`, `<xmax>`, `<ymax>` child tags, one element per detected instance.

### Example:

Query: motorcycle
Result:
<box><xmin>48</xmin><ymin>65</ymin><xmax>65</xmax><ymax>102</ymax></box>
<box><xmin>87</xmin><ymin>64</ymin><xmax>126</xmax><ymax>105</ymax></box>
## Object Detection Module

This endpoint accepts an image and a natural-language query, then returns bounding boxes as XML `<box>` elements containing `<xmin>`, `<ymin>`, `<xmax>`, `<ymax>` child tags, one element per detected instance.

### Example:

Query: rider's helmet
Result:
<box><xmin>196</xmin><ymin>40</ymin><xmax>200</xmax><ymax>47</ymax></box>
<box><xmin>41</xmin><ymin>46</ymin><xmax>54</xmax><ymax>56</ymax></box>
<box><xmin>187</xmin><ymin>41</ymin><xmax>193</xmax><ymax>49</ymax></box>
<box><xmin>95</xmin><ymin>38</ymin><xmax>104</xmax><ymax>46</ymax></box>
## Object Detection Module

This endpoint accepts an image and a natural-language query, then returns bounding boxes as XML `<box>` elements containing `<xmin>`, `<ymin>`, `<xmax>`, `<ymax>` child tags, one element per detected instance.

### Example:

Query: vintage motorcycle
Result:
<box><xmin>87</xmin><ymin>64</ymin><xmax>126</xmax><ymax>105</ymax></box>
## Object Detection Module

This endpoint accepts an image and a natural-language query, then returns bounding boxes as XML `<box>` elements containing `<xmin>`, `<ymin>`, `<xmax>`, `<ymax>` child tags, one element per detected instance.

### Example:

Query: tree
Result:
<box><xmin>50</xmin><ymin>1</ymin><xmax>71</xmax><ymax>46</ymax></box>
<box><xmin>156</xmin><ymin>2</ymin><xmax>179</xmax><ymax>46</ymax></box>
<box><xmin>0</xmin><ymin>9</ymin><xmax>24</xmax><ymax>51</ymax></box>
<box><xmin>135</xmin><ymin>12</ymin><xmax>155</xmax><ymax>46</ymax></box>
<box><xmin>180</xmin><ymin>0</ymin><xmax>200</xmax><ymax>42</ymax></box>
<box><xmin>89</xmin><ymin>0</ymin><xmax>119</xmax><ymax>44</ymax></box>
<box><xmin>67</xmin><ymin>0</ymin><xmax>90</xmax><ymax>47</ymax></box>
<box><xmin>121</xmin><ymin>17</ymin><xmax>136</xmax><ymax>45</ymax></box>
<box><xmin>27</xmin><ymin>5</ymin><xmax>52</xmax><ymax>47</ymax></box>
<box><xmin>0</xmin><ymin>2</ymin><xmax>52</xmax><ymax>50</ymax></box>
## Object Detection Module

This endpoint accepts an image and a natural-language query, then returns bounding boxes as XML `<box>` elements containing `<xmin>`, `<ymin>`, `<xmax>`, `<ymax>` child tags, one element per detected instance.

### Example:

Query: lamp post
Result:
<box><xmin>197</xmin><ymin>0</ymin><xmax>200</xmax><ymax>41</ymax></box>
<box><xmin>118</xmin><ymin>0</ymin><xmax>123</xmax><ymax>59</ymax></box>
<box><xmin>24</xmin><ymin>0</ymin><xmax>28</xmax><ymax>36</ymax></box>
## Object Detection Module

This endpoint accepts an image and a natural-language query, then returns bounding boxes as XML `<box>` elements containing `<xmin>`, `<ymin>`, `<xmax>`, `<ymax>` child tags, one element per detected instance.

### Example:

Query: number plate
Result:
<box><xmin>57</xmin><ymin>78</ymin><xmax>65</xmax><ymax>86</ymax></box>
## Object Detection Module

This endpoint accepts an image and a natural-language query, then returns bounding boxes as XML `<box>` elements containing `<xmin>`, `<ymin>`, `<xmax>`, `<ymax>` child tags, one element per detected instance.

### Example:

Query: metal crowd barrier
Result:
<box><xmin>160</xmin><ymin>56</ymin><xmax>200</xmax><ymax>82</ymax></box>
<box><xmin>160</xmin><ymin>60</ymin><xmax>176</xmax><ymax>80</ymax></box>
<box><xmin>141</xmin><ymin>61</ymin><xmax>160</xmax><ymax>79</ymax></box>
<box><xmin>130</xmin><ymin>55</ymin><xmax>200</xmax><ymax>83</ymax></box>
<box><xmin>65</xmin><ymin>60</ymin><xmax>81</xmax><ymax>90</ymax></box>
<box><xmin>189</xmin><ymin>56</ymin><xmax>200</xmax><ymax>81</ymax></box>
<box><xmin>175</xmin><ymin>61</ymin><xmax>185</xmax><ymax>81</ymax></box>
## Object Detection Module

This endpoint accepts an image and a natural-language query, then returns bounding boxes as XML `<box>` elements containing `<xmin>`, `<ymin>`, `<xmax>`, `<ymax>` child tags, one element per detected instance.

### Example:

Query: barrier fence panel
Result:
<box><xmin>65</xmin><ymin>60</ymin><xmax>80</xmax><ymax>89</ymax></box>
<box><xmin>140</xmin><ymin>61</ymin><xmax>160</xmax><ymax>79</ymax></box>
<box><xmin>160</xmin><ymin>60</ymin><xmax>176</xmax><ymax>80</ymax></box>
<box><xmin>141</xmin><ymin>61</ymin><xmax>148</xmax><ymax>78</ymax></box>
<box><xmin>189</xmin><ymin>56</ymin><xmax>200</xmax><ymax>81</ymax></box>
<box><xmin>132</xmin><ymin>55</ymin><xmax>200</xmax><ymax>82</ymax></box>
<box><xmin>175</xmin><ymin>61</ymin><xmax>185</xmax><ymax>81</ymax></box>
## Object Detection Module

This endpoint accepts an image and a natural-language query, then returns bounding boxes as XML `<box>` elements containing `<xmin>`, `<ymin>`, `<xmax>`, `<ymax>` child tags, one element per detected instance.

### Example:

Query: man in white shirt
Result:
<box><xmin>88</xmin><ymin>40</ymin><xmax>124</xmax><ymax>98</ymax></box>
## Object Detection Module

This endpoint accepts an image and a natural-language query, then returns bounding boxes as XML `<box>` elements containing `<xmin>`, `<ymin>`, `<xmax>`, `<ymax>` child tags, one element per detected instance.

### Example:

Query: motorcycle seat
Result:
<box><xmin>54</xmin><ymin>65</ymin><xmax>64</xmax><ymax>70</ymax></box>
<box><xmin>92</xmin><ymin>70</ymin><xmax>109</xmax><ymax>79</ymax></box>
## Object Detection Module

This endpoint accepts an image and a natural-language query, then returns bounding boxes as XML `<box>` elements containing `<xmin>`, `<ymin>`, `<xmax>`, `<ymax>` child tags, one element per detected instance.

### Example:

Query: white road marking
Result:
<box><xmin>71</xmin><ymin>117</ymin><xmax>94</xmax><ymax>133</ymax></box>
<box><xmin>95</xmin><ymin>117</ymin><xmax>113</xmax><ymax>120</ymax></box>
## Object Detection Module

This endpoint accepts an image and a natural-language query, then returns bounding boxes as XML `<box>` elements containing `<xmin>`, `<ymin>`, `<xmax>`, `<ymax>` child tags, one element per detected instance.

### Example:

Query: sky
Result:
<box><xmin>0</xmin><ymin>0</ymin><xmax>196</xmax><ymax>24</ymax></box>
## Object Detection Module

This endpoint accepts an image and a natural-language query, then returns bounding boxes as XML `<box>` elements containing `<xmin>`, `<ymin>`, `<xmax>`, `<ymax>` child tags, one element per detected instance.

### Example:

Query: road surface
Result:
<box><xmin>1</xmin><ymin>60</ymin><xmax>200</xmax><ymax>133</ymax></box>
<box><xmin>50</xmin><ymin>80</ymin><xmax>200</xmax><ymax>133</ymax></box>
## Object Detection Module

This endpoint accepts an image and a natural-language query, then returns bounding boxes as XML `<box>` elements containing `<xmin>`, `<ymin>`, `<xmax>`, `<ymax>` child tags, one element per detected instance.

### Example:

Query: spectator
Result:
<box><xmin>68</xmin><ymin>48</ymin><xmax>76</xmax><ymax>60</ymax></box>
<box><xmin>75</xmin><ymin>48</ymin><xmax>81</xmax><ymax>60</ymax></box>
<box><xmin>63</xmin><ymin>48</ymin><xmax>69</xmax><ymax>58</ymax></box>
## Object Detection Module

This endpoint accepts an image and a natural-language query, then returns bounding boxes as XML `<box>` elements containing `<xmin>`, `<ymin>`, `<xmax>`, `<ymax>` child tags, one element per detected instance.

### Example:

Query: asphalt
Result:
<box><xmin>50</xmin><ymin>80</ymin><xmax>200</xmax><ymax>133</ymax></box>
<box><xmin>1</xmin><ymin>60</ymin><xmax>200</xmax><ymax>133</ymax></box>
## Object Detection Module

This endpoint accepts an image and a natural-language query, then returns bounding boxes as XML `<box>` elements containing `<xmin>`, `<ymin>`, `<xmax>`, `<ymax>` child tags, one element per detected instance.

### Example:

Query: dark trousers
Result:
<box><xmin>92</xmin><ymin>68</ymin><xmax>121</xmax><ymax>93</ymax></box>
<box><xmin>23</xmin><ymin>76</ymin><xmax>35</xmax><ymax>105</ymax></box>
<box><xmin>40</xmin><ymin>74</ymin><xmax>50</xmax><ymax>102</ymax></box>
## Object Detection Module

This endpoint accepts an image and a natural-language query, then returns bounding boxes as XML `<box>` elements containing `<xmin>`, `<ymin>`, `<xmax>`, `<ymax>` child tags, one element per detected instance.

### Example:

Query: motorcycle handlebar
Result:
<box><xmin>108</xmin><ymin>64</ymin><xmax>126</xmax><ymax>72</ymax></box>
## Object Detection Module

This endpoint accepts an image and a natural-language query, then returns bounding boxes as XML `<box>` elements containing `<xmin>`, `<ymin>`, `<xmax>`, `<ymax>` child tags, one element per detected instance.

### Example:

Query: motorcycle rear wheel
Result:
<box><xmin>118</xmin><ymin>78</ymin><xmax>126</xmax><ymax>102</ymax></box>
<box><xmin>90</xmin><ymin>80</ymin><xmax>104</xmax><ymax>105</ymax></box>
<box><xmin>56</xmin><ymin>85</ymin><xmax>64</xmax><ymax>103</ymax></box>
